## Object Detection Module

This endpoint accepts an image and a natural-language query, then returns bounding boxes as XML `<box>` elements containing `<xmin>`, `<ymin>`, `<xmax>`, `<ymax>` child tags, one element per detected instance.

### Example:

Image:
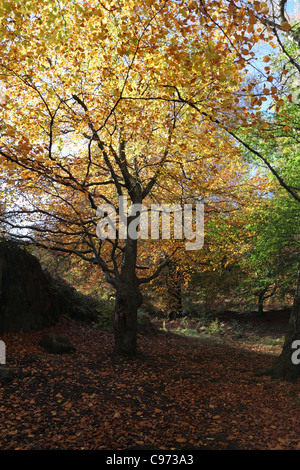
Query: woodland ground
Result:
<box><xmin>0</xmin><ymin>309</ymin><xmax>299</xmax><ymax>451</ymax></box>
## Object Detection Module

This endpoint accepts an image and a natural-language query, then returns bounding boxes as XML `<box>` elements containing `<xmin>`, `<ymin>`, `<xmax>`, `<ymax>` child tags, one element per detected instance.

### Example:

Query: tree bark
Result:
<box><xmin>113</xmin><ymin>232</ymin><xmax>143</xmax><ymax>356</ymax></box>
<box><xmin>265</xmin><ymin>265</ymin><xmax>300</xmax><ymax>381</ymax></box>
<box><xmin>114</xmin><ymin>279</ymin><xmax>143</xmax><ymax>356</ymax></box>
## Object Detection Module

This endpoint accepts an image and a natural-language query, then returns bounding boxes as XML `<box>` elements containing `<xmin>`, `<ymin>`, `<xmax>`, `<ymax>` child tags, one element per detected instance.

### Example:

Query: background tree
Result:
<box><xmin>240</xmin><ymin>4</ymin><xmax>300</xmax><ymax>379</ymax></box>
<box><xmin>155</xmin><ymin>0</ymin><xmax>300</xmax><ymax>379</ymax></box>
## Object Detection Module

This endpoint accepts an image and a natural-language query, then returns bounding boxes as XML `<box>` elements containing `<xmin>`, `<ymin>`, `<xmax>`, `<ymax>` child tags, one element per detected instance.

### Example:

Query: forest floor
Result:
<box><xmin>0</xmin><ymin>309</ymin><xmax>300</xmax><ymax>451</ymax></box>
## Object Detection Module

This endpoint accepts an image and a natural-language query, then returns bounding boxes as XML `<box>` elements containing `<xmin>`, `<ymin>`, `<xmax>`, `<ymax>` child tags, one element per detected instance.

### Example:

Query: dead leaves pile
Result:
<box><xmin>0</xmin><ymin>318</ymin><xmax>299</xmax><ymax>450</ymax></box>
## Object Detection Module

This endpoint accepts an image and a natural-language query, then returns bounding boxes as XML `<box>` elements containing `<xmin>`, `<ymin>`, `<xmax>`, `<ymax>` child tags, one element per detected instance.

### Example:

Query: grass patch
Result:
<box><xmin>175</xmin><ymin>328</ymin><xmax>199</xmax><ymax>337</ymax></box>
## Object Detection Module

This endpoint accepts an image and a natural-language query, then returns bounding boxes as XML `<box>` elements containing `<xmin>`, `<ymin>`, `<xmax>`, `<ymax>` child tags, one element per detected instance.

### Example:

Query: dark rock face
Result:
<box><xmin>45</xmin><ymin>273</ymin><xmax>99</xmax><ymax>324</ymax></box>
<box><xmin>0</xmin><ymin>239</ymin><xmax>99</xmax><ymax>334</ymax></box>
<box><xmin>0</xmin><ymin>240</ymin><xmax>60</xmax><ymax>333</ymax></box>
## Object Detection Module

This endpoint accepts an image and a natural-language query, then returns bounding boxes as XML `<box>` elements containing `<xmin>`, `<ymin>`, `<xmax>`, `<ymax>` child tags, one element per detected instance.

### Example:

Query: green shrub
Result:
<box><xmin>206</xmin><ymin>319</ymin><xmax>225</xmax><ymax>336</ymax></box>
<box><xmin>92</xmin><ymin>299</ymin><xmax>114</xmax><ymax>331</ymax></box>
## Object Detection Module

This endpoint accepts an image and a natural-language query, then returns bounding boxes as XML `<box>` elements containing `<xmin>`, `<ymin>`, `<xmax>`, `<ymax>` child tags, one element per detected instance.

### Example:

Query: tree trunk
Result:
<box><xmin>114</xmin><ymin>278</ymin><xmax>143</xmax><ymax>356</ymax></box>
<box><xmin>265</xmin><ymin>265</ymin><xmax>300</xmax><ymax>382</ymax></box>
<box><xmin>113</xmin><ymin>232</ymin><xmax>143</xmax><ymax>356</ymax></box>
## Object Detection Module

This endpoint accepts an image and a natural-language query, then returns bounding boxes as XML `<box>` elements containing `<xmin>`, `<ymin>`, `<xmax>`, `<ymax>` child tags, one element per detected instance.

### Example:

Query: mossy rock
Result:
<box><xmin>39</xmin><ymin>333</ymin><xmax>76</xmax><ymax>354</ymax></box>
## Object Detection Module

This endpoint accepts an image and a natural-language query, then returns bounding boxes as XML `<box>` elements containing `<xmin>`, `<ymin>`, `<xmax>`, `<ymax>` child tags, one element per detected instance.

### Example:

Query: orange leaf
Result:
<box><xmin>281</xmin><ymin>21</ymin><xmax>292</xmax><ymax>31</ymax></box>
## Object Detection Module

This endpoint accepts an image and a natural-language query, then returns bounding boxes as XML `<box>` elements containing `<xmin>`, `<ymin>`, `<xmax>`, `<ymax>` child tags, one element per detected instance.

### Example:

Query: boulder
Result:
<box><xmin>0</xmin><ymin>239</ymin><xmax>99</xmax><ymax>333</ymax></box>
<box><xmin>0</xmin><ymin>240</ymin><xmax>60</xmax><ymax>333</ymax></box>
<box><xmin>39</xmin><ymin>333</ymin><xmax>76</xmax><ymax>354</ymax></box>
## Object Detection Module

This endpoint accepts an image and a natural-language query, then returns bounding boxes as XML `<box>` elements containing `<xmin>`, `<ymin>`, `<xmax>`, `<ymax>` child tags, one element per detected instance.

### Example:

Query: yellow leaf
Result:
<box><xmin>260</xmin><ymin>3</ymin><xmax>269</xmax><ymax>14</ymax></box>
<box><xmin>21</xmin><ymin>170</ymin><xmax>32</xmax><ymax>178</ymax></box>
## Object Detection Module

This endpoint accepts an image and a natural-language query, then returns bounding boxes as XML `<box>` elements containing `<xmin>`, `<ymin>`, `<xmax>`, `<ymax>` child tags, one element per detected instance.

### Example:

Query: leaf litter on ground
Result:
<box><xmin>0</xmin><ymin>317</ymin><xmax>299</xmax><ymax>450</ymax></box>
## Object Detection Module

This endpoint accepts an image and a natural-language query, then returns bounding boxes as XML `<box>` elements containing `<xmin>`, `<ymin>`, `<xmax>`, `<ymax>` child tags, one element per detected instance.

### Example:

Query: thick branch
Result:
<box><xmin>137</xmin><ymin>247</ymin><xmax>180</xmax><ymax>285</ymax></box>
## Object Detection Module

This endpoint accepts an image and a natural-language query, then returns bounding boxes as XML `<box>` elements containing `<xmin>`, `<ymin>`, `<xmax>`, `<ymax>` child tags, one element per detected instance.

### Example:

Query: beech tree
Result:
<box><xmin>0</xmin><ymin>0</ymin><xmax>277</xmax><ymax>355</ymax></box>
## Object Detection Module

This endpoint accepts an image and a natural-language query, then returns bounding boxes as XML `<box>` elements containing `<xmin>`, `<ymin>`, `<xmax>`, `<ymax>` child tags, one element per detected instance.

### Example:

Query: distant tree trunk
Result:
<box><xmin>113</xmin><ymin>235</ymin><xmax>143</xmax><ymax>356</ymax></box>
<box><xmin>257</xmin><ymin>290</ymin><xmax>265</xmax><ymax>316</ymax></box>
<box><xmin>257</xmin><ymin>282</ymin><xmax>277</xmax><ymax>317</ymax></box>
<box><xmin>265</xmin><ymin>265</ymin><xmax>300</xmax><ymax>382</ymax></box>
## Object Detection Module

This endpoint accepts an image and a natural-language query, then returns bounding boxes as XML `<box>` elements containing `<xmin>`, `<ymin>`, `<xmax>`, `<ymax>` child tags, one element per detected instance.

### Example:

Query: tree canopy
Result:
<box><xmin>0</xmin><ymin>0</ymin><xmax>299</xmax><ymax>358</ymax></box>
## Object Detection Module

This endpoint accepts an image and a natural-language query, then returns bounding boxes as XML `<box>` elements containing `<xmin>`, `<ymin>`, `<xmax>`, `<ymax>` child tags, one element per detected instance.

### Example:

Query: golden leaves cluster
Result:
<box><xmin>0</xmin><ymin>0</ymin><xmax>274</xmax><ymax>263</ymax></box>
